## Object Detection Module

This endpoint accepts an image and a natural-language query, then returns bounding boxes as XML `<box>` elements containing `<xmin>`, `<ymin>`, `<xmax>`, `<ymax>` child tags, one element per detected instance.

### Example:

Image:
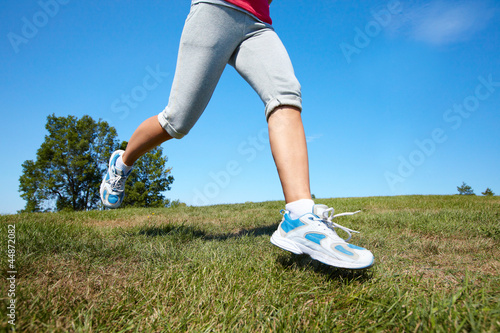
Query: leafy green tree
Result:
<box><xmin>457</xmin><ymin>182</ymin><xmax>475</xmax><ymax>196</ymax></box>
<box><xmin>18</xmin><ymin>160</ymin><xmax>43</xmax><ymax>212</ymax></box>
<box><xmin>119</xmin><ymin>141</ymin><xmax>174</xmax><ymax>208</ymax></box>
<box><xmin>481</xmin><ymin>188</ymin><xmax>495</xmax><ymax>196</ymax></box>
<box><xmin>19</xmin><ymin>114</ymin><xmax>118</xmax><ymax>212</ymax></box>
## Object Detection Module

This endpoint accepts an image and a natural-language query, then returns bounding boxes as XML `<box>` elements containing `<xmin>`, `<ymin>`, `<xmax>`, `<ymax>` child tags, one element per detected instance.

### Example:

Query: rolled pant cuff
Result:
<box><xmin>265</xmin><ymin>95</ymin><xmax>303</xmax><ymax>121</ymax></box>
<box><xmin>158</xmin><ymin>112</ymin><xmax>186</xmax><ymax>139</ymax></box>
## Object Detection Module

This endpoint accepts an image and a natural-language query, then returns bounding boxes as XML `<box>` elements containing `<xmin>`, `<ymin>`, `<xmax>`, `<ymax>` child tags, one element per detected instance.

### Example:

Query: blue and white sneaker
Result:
<box><xmin>100</xmin><ymin>150</ymin><xmax>130</xmax><ymax>209</ymax></box>
<box><xmin>271</xmin><ymin>204</ymin><xmax>374</xmax><ymax>269</ymax></box>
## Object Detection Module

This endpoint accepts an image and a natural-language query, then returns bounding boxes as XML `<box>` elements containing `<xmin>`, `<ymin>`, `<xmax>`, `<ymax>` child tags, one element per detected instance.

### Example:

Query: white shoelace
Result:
<box><xmin>320</xmin><ymin>208</ymin><xmax>361</xmax><ymax>242</ymax></box>
<box><xmin>108</xmin><ymin>169</ymin><xmax>126</xmax><ymax>192</ymax></box>
<box><xmin>281</xmin><ymin>207</ymin><xmax>362</xmax><ymax>242</ymax></box>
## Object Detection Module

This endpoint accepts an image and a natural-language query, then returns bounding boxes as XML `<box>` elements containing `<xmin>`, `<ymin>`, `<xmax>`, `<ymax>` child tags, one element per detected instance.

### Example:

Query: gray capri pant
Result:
<box><xmin>158</xmin><ymin>1</ymin><xmax>302</xmax><ymax>139</ymax></box>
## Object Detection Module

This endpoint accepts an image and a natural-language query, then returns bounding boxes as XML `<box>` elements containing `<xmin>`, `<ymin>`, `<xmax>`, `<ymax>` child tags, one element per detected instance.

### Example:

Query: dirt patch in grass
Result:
<box><xmin>18</xmin><ymin>255</ymin><xmax>152</xmax><ymax>331</ymax></box>
<box><xmin>396</xmin><ymin>230</ymin><xmax>500</xmax><ymax>289</ymax></box>
<box><xmin>364</xmin><ymin>207</ymin><xmax>423</xmax><ymax>214</ymax></box>
<box><xmin>24</xmin><ymin>255</ymin><xmax>138</xmax><ymax>300</ymax></box>
<box><xmin>86</xmin><ymin>216</ymin><xmax>157</xmax><ymax>228</ymax></box>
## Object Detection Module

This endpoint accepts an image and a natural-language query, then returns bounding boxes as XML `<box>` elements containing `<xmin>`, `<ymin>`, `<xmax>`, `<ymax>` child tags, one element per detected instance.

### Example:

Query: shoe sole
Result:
<box><xmin>270</xmin><ymin>231</ymin><xmax>374</xmax><ymax>270</ymax></box>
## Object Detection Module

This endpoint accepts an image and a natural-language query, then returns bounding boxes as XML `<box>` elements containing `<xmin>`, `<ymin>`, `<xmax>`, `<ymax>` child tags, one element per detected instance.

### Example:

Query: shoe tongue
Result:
<box><xmin>114</xmin><ymin>167</ymin><xmax>127</xmax><ymax>177</ymax></box>
<box><xmin>313</xmin><ymin>204</ymin><xmax>329</xmax><ymax>217</ymax></box>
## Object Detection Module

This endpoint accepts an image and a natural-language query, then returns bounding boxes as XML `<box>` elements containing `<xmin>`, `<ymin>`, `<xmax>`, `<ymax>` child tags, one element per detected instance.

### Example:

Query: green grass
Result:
<box><xmin>1</xmin><ymin>195</ymin><xmax>499</xmax><ymax>332</ymax></box>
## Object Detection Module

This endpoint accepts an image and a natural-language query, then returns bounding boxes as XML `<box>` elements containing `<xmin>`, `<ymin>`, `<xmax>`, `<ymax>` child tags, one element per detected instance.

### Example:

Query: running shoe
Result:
<box><xmin>100</xmin><ymin>150</ymin><xmax>130</xmax><ymax>208</ymax></box>
<box><xmin>270</xmin><ymin>204</ymin><xmax>374</xmax><ymax>269</ymax></box>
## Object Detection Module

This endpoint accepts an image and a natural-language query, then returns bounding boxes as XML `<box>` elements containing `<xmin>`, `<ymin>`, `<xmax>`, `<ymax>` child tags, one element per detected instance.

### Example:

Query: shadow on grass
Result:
<box><xmin>135</xmin><ymin>223</ymin><xmax>373</xmax><ymax>280</ymax></box>
<box><xmin>276</xmin><ymin>253</ymin><xmax>374</xmax><ymax>282</ymax></box>
<box><xmin>136</xmin><ymin>222</ymin><xmax>279</xmax><ymax>241</ymax></box>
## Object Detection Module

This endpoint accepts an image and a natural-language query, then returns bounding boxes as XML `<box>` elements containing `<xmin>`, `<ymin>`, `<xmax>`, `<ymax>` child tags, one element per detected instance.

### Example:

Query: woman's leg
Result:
<box><xmin>101</xmin><ymin>3</ymin><xmax>245</xmax><ymax>209</ymax></box>
<box><xmin>231</xmin><ymin>24</ymin><xmax>309</xmax><ymax>203</ymax></box>
<box><xmin>268</xmin><ymin>106</ymin><xmax>311</xmax><ymax>203</ymax></box>
<box><xmin>121</xmin><ymin>116</ymin><xmax>172</xmax><ymax>166</ymax></box>
<box><xmin>124</xmin><ymin>4</ymin><xmax>246</xmax><ymax>164</ymax></box>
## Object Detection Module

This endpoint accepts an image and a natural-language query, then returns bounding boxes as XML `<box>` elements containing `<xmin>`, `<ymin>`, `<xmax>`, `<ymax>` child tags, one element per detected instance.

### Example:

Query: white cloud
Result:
<box><xmin>306</xmin><ymin>134</ymin><xmax>323</xmax><ymax>143</ymax></box>
<box><xmin>389</xmin><ymin>0</ymin><xmax>496</xmax><ymax>45</ymax></box>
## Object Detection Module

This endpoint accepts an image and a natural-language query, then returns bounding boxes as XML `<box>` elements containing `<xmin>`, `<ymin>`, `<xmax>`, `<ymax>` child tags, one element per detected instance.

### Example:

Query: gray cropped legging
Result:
<box><xmin>158</xmin><ymin>2</ymin><xmax>302</xmax><ymax>139</ymax></box>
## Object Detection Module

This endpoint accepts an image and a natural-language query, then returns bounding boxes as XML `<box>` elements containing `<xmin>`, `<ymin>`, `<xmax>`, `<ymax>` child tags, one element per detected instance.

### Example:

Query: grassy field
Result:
<box><xmin>1</xmin><ymin>195</ymin><xmax>499</xmax><ymax>332</ymax></box>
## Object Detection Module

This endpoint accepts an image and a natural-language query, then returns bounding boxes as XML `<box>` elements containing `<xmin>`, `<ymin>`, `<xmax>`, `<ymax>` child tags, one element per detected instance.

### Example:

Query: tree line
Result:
<box><xmin>457</xmin><ymin>182</ymin><xmax>495</xmax><ymax>196</ymax></box>
<box><xmin>19</xmin><ymin>114</ymin><xmax>174</xmax><ymax>212</ymax></box>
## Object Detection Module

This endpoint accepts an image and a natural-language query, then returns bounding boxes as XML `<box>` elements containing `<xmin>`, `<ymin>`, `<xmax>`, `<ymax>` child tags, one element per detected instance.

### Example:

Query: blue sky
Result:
<box><xmin>1</xmin><ymin>0</ymin><xmax>499</xmax><ymax>214</ymax></box>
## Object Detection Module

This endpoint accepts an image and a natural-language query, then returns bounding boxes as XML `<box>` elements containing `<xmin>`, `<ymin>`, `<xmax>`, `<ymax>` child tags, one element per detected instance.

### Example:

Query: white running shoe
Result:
<box><xmin>100</xmin><ymin>150</ymin><xmax>130</xmax><ymax>209</ymax></box>
<box><xmin>271</xmin><ymin>204</ymin><xmax>374</xmax><ymax>269</ymax></box>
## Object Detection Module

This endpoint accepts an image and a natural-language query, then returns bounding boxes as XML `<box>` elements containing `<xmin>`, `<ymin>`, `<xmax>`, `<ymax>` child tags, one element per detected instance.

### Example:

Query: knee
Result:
<box><xmin>157</xmin><ymin>109</ymin><xmax>191</xmax><ymax>139</ymax></box>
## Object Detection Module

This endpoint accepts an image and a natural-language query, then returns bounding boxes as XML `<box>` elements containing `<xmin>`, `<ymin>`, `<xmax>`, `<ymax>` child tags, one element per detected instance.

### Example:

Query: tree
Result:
<box><xmin>119</xmin><ymin>141</ymin><xmax>174</xmax><ymax>208</ymax></box>
<box><xmin>481</xmin><ymin>188</ymin><xmax>495</xmax><ymax>196</ymax></box>
<box><xmin>457</xmin><ymin>182</ymin><xmax>475</xmax><ymax>196</ymax></box>
<box><xmin>19</xmin><ymin>114</ymin><xmax>118</xmax><ymax>212</ymax></box>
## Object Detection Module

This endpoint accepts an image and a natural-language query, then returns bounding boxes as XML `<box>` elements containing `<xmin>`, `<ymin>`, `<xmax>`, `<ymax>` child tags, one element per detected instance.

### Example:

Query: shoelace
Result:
<box><xmin>108</xmin><ymin>170</ymin><xmax>126</xmax><ymax>192</ymax></box>
<box><xmin>320</xmin><ymin>208</ymin><xmax>361</xmax><ymax>242</ymax></box>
